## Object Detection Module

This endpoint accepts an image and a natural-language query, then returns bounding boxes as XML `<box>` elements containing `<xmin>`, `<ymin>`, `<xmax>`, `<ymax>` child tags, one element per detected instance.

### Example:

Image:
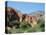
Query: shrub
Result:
<box><xmin>6</xmin><ymin>17</ymin><xmax>45</xmax><ymax>33</ymax></box>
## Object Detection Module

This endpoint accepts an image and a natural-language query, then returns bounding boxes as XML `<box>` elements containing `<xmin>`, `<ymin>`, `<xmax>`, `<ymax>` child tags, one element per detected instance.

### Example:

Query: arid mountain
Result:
<box><xmin>29</xmin><ymin>10</ymin><xmax>45</xmax><ymax>20</ymax></box>
<box><xmin>29</xmin><ymin>10</ymin><xmax>45</xmax><ymax>16</ymax></box>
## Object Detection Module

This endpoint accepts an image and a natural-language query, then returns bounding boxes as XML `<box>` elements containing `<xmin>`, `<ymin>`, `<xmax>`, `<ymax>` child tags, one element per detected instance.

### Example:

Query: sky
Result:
<box><xmin>7</xmin><ymin>1</ymin><xmax>45</xmax><ymax>14</ymax></box>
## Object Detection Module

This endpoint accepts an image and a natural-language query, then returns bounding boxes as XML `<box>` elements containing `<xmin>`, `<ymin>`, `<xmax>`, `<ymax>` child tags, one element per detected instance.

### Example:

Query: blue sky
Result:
<box><xmin>7</xmin><ymin>1</ymin><xmax>45</xmax><ymax>14</ymax></box>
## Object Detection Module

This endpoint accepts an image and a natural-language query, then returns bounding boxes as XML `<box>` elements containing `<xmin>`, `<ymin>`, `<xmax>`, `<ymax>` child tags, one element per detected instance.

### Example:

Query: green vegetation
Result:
<box><xmin>6</xmin><ymin>18</ymin><xmax>45</xmax><ymax>34</ymax></box>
